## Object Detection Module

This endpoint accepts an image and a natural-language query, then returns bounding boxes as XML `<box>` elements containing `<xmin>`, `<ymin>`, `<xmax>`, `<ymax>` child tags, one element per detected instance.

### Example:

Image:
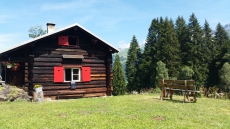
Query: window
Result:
<box><xmin>64</xmin><ymin>68</ymin><xmax>81</xmax><ymax>82</ymax></box>
<box><xmin>54</xmin><ymin>66</ymin><xmax>90</xmax><ymax>83</ymax></box>
<box><xmin>58</xmin><ymin>36</ymin><xmax>79</xmax><ymax>46</ymax></box>
<box><xmin>68</xmin><ymin>36</ymin><xmax>79</xmax><ymax>46</ymax></box>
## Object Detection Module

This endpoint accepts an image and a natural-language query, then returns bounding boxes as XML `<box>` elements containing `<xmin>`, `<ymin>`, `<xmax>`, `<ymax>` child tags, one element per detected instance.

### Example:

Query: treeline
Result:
<box><xmin>113</xmin><ymin>13</ymin><xmax>230</xmax><ymax>95</ymax></box>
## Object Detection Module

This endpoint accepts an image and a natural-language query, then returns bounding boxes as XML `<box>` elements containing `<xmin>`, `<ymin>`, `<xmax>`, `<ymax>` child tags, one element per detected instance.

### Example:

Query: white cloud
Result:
<box><xmin>117</xmin><ymin>40</ymin><xmax>130</xmax><ymax>50</ymax></box>
<box><xmin>117</xmin><ymin>38</ymin><xmax>146</xmax><ymax>50</ymax></box>
<box><xmin>140</xmin><ymin>38</ymin><xmax>146</xmax><ymax>46</ymax></box>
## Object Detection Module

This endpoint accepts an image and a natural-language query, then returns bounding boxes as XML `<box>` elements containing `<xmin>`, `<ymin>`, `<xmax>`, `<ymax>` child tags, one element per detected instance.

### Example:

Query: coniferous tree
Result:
<box><xmin>148</xmin><ymin>17</ymin><xmax>164</xmax><ymax>87</ymax></box>
<box><xmin>203</xmin><ymin>20</ymin><xmax>215</xmax><ymax>61</ymax></box>
<box><xmin>209</xmin><ymin>23</ymin><xmax>230</xmax><ymax>87</ymax></box>
<box><xmin>158</xmin><ymin>18</ymin><xmax>181</xmax><ymax>78</ymax></box>
<box><xmin>175</xmin><ymin>16</ymin><xmax>190</xmax><ymax>65</ymax></box>
<box><xmin>203</xmin><ymin>20</ymin><xmax>217</xmax><ymax>87</ymax></box>
<box><xmin>112</xmin><ymin>54</ymin><xmax>126</xmax><ymax>96</ymax></box>
<box><xmin>125</xmin><ymin>35</ymin><xmax>142</xmax><ymax>93</ymax></box>
<box><xmin>187</xmin><ymin>13</ymin><xmax>204</xmax><ymax>86</ymax></box>
<box><xmin>215</xmin><ymin>23</ymin><xmax>229</xmax><ymax>48</ymax></box>
<box><xmin>139</xmin><ymin>18</ymin><xmax>159</xmax><ymax>89</ymax></box>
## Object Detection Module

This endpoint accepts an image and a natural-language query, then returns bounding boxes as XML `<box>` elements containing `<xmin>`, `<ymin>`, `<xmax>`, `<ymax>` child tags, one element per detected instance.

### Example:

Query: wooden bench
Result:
<box><xmin>158</xmin><ymin>79</ymin><xmax>200</xmax><ymax>102</ymax></box>
<box><xmin>57</xmin><ymin>90</ymin><xmax>86</xmax><ymax>100</ymax></box>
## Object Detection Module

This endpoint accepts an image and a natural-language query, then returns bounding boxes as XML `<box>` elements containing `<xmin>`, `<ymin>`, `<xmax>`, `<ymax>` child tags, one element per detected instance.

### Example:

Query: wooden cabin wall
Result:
<box><xmin>0</xmin><ymin>46</ymin><xmax>30</xmax><ymax>86</ymax></box>
<box><xmin>26</xmin><ymin>33</ymin><xmax>113</xmax><ymax>98</ymax></box>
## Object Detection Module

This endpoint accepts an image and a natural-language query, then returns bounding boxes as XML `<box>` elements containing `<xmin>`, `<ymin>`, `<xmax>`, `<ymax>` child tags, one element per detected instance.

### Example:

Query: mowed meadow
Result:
<box><xmin>0</xmin><ymin>94</ymin><xmax>230</xmax><ymax>129</ymax></box>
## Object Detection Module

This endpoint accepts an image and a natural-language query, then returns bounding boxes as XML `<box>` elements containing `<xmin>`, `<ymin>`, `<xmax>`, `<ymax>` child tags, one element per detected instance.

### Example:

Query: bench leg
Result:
<box><xmin>169</xmin><ymin>90</ymin><xmax>174</xmax><ymax>100</ymax></box>
<box><xmin>160</xmin><ymin>87</ymin><xmax>166</xmax><ymax>100</ymax></box>
<box><xmin>183</xmin><ymin>92</ymin><xmax>189</xmax><ymax>102</ymax></box>
<box><xmin>193</xmin><ymin>92</ymin><xmax>197</xmax><ymax>103</ymax></box>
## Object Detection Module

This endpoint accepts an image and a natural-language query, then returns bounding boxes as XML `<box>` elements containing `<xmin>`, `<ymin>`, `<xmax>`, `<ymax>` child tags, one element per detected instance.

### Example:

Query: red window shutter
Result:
<box><xmin>82</xmin><ymin>67</ymin><xmax>91</xmax><ymax>82</ymax></box>
<box><xmin>58</xmin><ymin>36</ymin><xmax>68</xmax><ymax>46</ymax></box>
<box><xmin>54</xmin><ymin>66</ymin><xmax>64</xmax><ymax>82</ymax></box>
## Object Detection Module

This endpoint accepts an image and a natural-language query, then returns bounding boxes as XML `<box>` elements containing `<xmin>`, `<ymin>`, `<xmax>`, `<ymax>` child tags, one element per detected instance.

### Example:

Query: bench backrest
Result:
<box><xmin>158</xmin><ymin>79</ymin><xmax>164</xmax><ymax>87</ymax></box>
<box><xmin>158</xmin><ymin>79</ymin><xmax>196</xmax><ymax>91</ymax></box>
<box><xmin>186</xmin><ymin>80</ymin><xmax>196</xmax><ymax>90</ymax></box>
<box><xmin>174</xmin><ymin>80</ymin><xmax>187</xmax><ymax>90</ymax></box>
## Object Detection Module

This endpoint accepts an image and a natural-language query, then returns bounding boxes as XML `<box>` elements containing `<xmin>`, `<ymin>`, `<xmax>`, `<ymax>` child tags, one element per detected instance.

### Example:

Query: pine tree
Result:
<box><xmin>175</xmin><ymin>16</ymin><xmax>190</xmax><ymax>65</ymax></box>
<box><xmin>215</xmin><ymin>23</ymin><xmax>229</xmax><ymax>48</ymax></box>
<box><xmin>139</xmin><ymin>18</ymin><xmax>159</xmax><ymax>89</ymax></box>
<box><xmin>187</xmin><ymin>13</ymin><xmax>204</xmax><ymax>86</ymax></box>
<box><xmin>203</xmin><ymin>20</ymin><xmax>217</xmax><ymax>87</ymax></box>
<box><xmin>125</xmin><ymin>35</ymin><xmax>142</xmax><ymax>93</ymax></box>
<box><xmin>209</xmin><ymin>23</ymin><xmax>230</xmax><ymax>87</ymax></box>
<box><xmin>112</xmin><ymin>54</ymin><xmax>126</xmax><ymax>96</ymax></box>
<box><xmin>158</xmin><ymin>18</ymin><xmax>181</xmax><ymax>78</ymax></box>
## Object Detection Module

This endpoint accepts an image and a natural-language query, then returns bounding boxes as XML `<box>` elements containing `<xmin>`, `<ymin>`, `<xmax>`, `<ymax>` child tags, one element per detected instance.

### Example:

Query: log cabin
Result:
<box><xmin>0</xmin><ymin>23</ymin><xmax>119</xmax><ymax>99</ymax></box>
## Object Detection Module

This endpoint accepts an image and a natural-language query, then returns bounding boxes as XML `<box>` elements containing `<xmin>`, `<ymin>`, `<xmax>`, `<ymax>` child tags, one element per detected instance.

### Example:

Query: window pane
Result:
<box><xmin>73</xmin><ymin>69</ymin><xmax>79</xmax><ymax>74</ymax></box>
<box><xmin>73</xmin><ymin>75</ymin><xmax>79</xmax><ymax>80</ymax></box>
<box><xmin>65</xmin><ymin>69</ymin><xmax>71</xmax><ymax>81</ymax></box>
<box><xmin>69</xmin><ymin>37</ymin><xmax>77</xmax><ymax>45</ymax></box>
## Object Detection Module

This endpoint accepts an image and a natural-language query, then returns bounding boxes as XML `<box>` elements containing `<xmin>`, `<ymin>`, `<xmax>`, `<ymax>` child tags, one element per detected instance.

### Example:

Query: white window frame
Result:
<box><xmin>64</xmin><ymin>68</ymin><xmax>81</xmax><ymax>82</ymax></box>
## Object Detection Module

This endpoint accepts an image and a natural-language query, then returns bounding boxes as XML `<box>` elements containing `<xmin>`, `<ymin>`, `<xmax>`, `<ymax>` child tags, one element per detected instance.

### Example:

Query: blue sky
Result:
<box><xmin>0</xmin><ymin>0</ymin><xmax>229</xmax><ymax>52</ymax></box>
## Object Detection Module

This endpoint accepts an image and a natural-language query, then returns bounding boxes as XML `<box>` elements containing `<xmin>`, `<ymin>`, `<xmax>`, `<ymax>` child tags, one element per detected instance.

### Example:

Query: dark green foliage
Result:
<box><xmin>204</xmin><ymin>20</ymin><xmax>218</xmax><ymax>87</ymax></box>
<box><xmin>125</xmin><ymin>36</ymin><xmax>142</xmax><ymax>93</ymax></box>
<box><xmin>112</xmin><ymin>55</ymin><xmax>126</xmax><ymax>96</ymax></box>
<box><xmin>139</xmin><ymin>17</ymin><xmax>181</xmax><ymax>89</ymax></box>
<box><xmin>186</xmin><ymin>13</ymin><xmax>204</xmax><ymax>86</ymax></box>
<box><xmin>28</xmin><ymin>25</ymin><xmax>46</xmax><ymax>38</ymax></box>
<box><xmin>158</xmin><ymin>18</ymin><xmax>181</xmax><ymax>78</ymax></box>
<box><xmin>175</xmin><ymin>16</ymin><xmax>190</xmax><ymax>65</ymax></box>
<box><xmin>130</xmin><ymin>13</ymin><xmax>230</xmax><ymax>92</ymax></box>
<box><xmin>207</xmin><ymin>23</ymin><xmax>230</xmax><ymax>87</ymax></box>
<box><xmin>219</xmin><ymin>62</ymin><xmax>230</xmax><ymax>91</ymax></box>
<box><xmin>138</xmin><ymin>18</ymin><xmax>159</xmax><ymax>89</ymax></box>
<box><xmin>215</xmin><ymin>23</ymin><xmax>229</xmax><ymax>47</ymax></box>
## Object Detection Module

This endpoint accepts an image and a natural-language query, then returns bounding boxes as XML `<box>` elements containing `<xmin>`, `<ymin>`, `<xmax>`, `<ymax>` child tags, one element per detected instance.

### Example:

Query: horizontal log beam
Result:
<box><xmin>33</xmin><ymin>67</ymin><xmax>54</xmax><ymax>70</ymax></box>
<box><xmin>43</xmin><ymin>87</ymin><xmax>107</xmax><ymax>96</ymax></box>
<box><xmin>34</xmin><ymin>58</ymin><xmax>62</xmax><ymax>62</ymax></box>
<box><xmin>32</xmin><ymin>70</ymin><xmax>53</xmax><ymax>74</ymax></box>
<box><xmin>33</xmin><ymin>62</ymin><xmax>61</xmax><ymax>66</ymax></box>
<box><xmin>7</xmin><ymin>57</ymin><xmax>29</xmax><ymax>62</ymax></box>
<box><xmin>27</xmin><ymin>80</ymin><xmax>106</xmax><ymax>86</ymax></box>
<box><xmin>35</xmin><ymin>47</ymin><xmax>87</xmax><ymax>52</ymax></box>
<box><xmin>91</xmin><ymin>74</ymin><xmax>106</xmax><ymax>77</ymax></box>
<box><xmin>42</xmin><ymin>85</ymin><xmax>106</xmax><ymax>90</ymax></box>
<box><xmin>82</xmin><ymin>59</ymin><xmax>104</xmax><ymax>63</ymax></box>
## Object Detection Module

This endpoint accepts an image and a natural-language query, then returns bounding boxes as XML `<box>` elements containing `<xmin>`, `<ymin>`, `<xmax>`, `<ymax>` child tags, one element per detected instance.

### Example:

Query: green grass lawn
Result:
<box><xmin>0</xmin><ymin>94</ymin><xmax>230</xmax><ymax>129</ymax></box>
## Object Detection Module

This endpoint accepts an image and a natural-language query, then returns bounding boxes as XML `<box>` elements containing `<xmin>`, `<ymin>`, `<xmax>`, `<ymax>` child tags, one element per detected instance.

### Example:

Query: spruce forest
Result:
<box><xmin>113</xmin><ymin>13</ymin><xmax>230</xmax><ymax>95</ymax></box>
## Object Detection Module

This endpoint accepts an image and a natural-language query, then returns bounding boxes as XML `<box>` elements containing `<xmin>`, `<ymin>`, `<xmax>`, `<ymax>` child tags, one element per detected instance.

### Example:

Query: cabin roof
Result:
<box><xmin>0</xmin><ymin>23</ymin><xmax>119</xmax><ymax>55</ymax></box>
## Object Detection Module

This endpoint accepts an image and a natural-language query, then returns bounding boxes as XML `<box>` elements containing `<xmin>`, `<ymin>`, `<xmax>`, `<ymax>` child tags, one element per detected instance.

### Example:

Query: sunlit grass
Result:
<box><xmin>0</xmin><ymin>94</ymin><xmax>229</xmax><ymax>129</ymax></box>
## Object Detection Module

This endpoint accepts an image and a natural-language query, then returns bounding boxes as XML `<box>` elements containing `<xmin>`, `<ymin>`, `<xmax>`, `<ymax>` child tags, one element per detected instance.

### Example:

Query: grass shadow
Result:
<box><xmin>152</xmin><ymin>96</ymin><xmax>193</xmax><ymax>103</ymax></box>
